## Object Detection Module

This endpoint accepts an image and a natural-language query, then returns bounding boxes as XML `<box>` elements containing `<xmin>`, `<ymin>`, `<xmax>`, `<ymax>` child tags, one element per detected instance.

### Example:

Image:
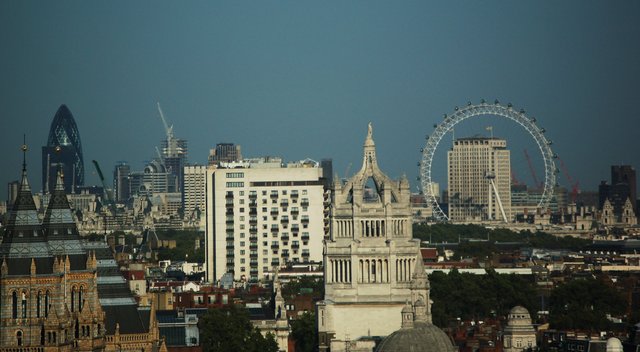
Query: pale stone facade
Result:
<box><xmin>503</xmin><ymin>306</ymin><xmax>536</xmax><ymax>351</ymax></box>
<box><xmin>448</xmin><ymin>137</ymin><xmax>511</xmax><ymax>222</ymax></box>
<box><xmin>317</xmin><ymin>124</ymin><xmax>422</xmax><ymax>352</ymax></box>
<box><xmin>600</xmin><ymin>198</ymin><xmax>638</xmax><ymax>226</ymax></box>
<box><xmin>205</xmin><ymin>158</ymin><xmax>325</xmax><ymax>282</ymax></box>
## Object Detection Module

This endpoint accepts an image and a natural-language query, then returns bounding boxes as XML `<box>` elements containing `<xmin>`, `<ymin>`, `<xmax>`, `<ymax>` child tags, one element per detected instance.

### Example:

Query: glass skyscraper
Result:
<box><xmin>42</xmin><ymin>104</ymin><xmax>85</xmax><ymax>194</ymax></box>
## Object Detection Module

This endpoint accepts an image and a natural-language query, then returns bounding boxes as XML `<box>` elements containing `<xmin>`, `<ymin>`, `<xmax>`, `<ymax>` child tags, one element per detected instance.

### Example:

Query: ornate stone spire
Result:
<box><xmin>411</xmin><ymin>250</ymin><xmax>432</xmax><ymax>323</ymax></box>
<box><xmin>361</xmin><ymin>122</ymin><xmax>378</xmax><ymax>171</ymax></box>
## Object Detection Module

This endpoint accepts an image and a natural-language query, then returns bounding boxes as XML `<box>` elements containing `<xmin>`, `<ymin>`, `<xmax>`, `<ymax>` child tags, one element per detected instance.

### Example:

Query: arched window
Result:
<box><xmin>16</xmin><ymin>330</ymin><xmax>23</xmax><ymax>346</ymax></box>
<box><xmin>21</xmin><ymin>291</ymin><xmax>27</xmax><ymax>318</ymax></box>
<box><xmin>37</xmin><ymin>291</ymin><xmax>42</xmax><ymax>318</ymax></box>
<box><xmin>78</xmin><ymin>286</ymin><xmax>84</xmax><ymax>311</ymax></box>
<box><xmin>45</xmin><ymin>290</ymin><xmax>50</xmax><ymax>318</ymax></box>
<box><xmin>71</xmin><ymin>286</ymin><xmax>76</xmax><ymax>312</ymax></box>
<box><xmin>12</xmin><ymin>291</ymin><xmax>18</xmax><ymax>319</ymax></box>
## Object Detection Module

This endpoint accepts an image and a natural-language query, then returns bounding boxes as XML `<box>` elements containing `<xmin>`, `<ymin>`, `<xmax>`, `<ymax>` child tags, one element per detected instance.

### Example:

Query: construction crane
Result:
<box><xmin>157</xmin><ymin>102</ymin><xmax>173</xmax><ymax>140</ymax></box>
<box><xmin>524</xmin><ymin>149</ymin><xmax>542</xmax><ymax>189</ymax></box>
<box><xmin>157</xmin><ymin>102</ymin><xmax>178</xmax><ymax>158</ymax></box>
<box><xmin>92</xmin><ymin>160</ymin><xmax>115</xmax><ymax>206</ymax></box>
<box><xmin>557</xmin><ymin>156</ymin><xmax>580</xmax><ymax>203</ymax></box>
<box><xmin>344</xmin><ymin>162</ymin><xmax>352</xmax><ymax>180</ymax></box>
<box><xmin>511</xmin><ymin>170</ymin><xmax>521</xmax><ymax>186</ymax></box>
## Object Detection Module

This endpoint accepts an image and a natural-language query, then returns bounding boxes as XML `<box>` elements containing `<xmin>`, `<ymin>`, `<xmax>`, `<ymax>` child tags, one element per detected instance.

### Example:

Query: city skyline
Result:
<box><xmin>1</xmin><ymin>1</ymin><xmax>639</xmax><ymax>200</ymax></box>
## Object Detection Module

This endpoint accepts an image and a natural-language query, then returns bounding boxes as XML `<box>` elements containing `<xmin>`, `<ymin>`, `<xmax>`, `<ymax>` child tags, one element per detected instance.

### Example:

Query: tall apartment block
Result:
<box><xmin>205</xmin><ymin>158</ymin><xmax>325</xmax><ymax>282</ymax></box>
<box><xmin>448</xmin><ymin>137</ymin><xmax>511</xmax><ymax>222</ymax></box>
<box><xmin>183</xmin><ymin>164</ymin><xmax>207</xmax><ymax>219</ymax></box>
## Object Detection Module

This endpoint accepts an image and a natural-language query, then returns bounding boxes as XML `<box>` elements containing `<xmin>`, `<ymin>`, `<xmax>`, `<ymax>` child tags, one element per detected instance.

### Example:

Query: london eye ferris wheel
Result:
<box><xmin>419</xmin><ymin>100</ymin><xmax>557</xmax><ymax>222</ymax></box>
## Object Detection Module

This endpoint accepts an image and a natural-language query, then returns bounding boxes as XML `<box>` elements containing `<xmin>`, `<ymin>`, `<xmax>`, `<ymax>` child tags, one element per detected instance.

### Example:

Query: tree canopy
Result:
<box><xmin>429</xmin><ymin>269</ymin><xmax>539</xmax><ymax>326</ymax></box>
<box><xmin>549</xmin><ymin>277</ymin><xmax>626</xmax><ymax>331</ymax></box>
<box><xmin>290</xmin><ymin>311</ymin><xmax>318</xmax><ymax>352</ymax></box>
<box><xmin>198</xmin><ymin>305</ymin><xmax>279</xmax><ymax>352</ymax></box>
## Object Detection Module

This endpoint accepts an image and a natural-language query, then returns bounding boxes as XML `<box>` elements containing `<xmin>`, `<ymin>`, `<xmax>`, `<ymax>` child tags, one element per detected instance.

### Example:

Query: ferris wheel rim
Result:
<box><xmin>419</xmin><ymin>101</ymin><xmax>557</xmax><ymax>222</ymax></box>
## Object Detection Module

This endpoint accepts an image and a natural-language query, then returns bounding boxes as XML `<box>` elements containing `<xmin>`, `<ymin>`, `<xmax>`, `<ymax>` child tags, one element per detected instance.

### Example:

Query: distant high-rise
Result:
<box><xmin>183</xmin><ymin>164</ymin><xmax>207</xmax><ymax>221</ymax></box>
<box><xmin>448</xmin><ymin>137</ymin><xmax>511</xmax><ymax>222</ymax></box>
<box><xmin>599</xmin><ymin>165</ymin><xmax>637</xmax><ymax>215</ymax></box>
<box><xmin>41</xmin><ymin>104</ymin><xmax>84</xmax><ymax>194</ymax></box>
<box><xmin>208</xmin><ymin>143</ymin><xmax>242</xmax><ymax>165</ymax></box>
<box><xmin>113</xmin><ymin>161</ymin><xmax>131</xmax><ymax>203</ymax></box>
<box><xmin>612</xmin><ymin>165</ymin><xmax>637</xmax><ymax>213</ymax></box>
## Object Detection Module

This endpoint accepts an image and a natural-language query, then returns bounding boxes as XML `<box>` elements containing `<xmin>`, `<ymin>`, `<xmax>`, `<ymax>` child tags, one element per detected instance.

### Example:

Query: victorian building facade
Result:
<box><xmin>0</xmin><ymin>162</ymin><xmax>105</xmax><ymax>351</ymax></box>
<box><xmin>1</xmin><ymin>155</ymin><xmax>163</xmax><ymax>352</ymax></box>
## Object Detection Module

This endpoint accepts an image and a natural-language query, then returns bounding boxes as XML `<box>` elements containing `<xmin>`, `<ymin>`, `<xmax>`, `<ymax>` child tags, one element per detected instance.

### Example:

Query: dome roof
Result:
<box><xmin>606</xmin><ymin>337</ymin><xmax>623</xmax><ymax>352</ymax></box>
<box><xmin>376</xmin><ymin>322</ymin><xmax>456</xmax><ymax>352</ymax></box>
<box><xmin>509</xmin><ymin>306</ymin><xmax>529</xmax><ymax>315</ymax></box>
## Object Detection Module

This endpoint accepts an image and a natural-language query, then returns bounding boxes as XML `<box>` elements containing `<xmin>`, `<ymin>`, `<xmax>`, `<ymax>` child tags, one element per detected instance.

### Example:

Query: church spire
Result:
<box><xmin>19</xmin><ymin>136</ymin><xmax>31</xmax><ymax>192</ymax></box>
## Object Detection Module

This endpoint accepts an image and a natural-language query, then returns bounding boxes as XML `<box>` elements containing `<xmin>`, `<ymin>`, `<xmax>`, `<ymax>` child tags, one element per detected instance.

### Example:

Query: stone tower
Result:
<box><xmin>317</xmin><ymin>124</ymin><xmax>421</xmax><ymax>352</ymax></box>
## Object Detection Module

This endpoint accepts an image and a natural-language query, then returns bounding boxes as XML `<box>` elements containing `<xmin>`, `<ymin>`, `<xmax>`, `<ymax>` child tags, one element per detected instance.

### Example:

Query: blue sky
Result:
<box><xmin>1</xmin><ymin>1</ymin><xmax>639</xmax><ymax>200</ymax></box>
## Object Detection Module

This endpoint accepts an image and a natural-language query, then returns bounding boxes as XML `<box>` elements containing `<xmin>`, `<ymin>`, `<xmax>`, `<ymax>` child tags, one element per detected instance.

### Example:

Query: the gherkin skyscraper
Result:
<box><xmin>42</xmin><ymin>104</ymin><xmax>84</xmax><ymax>194</ymax></box>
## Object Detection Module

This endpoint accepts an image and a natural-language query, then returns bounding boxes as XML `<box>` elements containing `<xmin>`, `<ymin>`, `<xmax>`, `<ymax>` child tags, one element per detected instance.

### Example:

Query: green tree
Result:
<box><xmin>429</xmin><ymin>270</ymin><xmax>538</xmax><ymax>326</ymax></box>
<box><xmin>199</xmin><ymin>305</ymin><xmax>279</xmax><ymax>352</ymax></box>
<box><xmin>290</xmin><ymin>312</ymin><xmax>318</xmax><ymax>352</ymax></box>
<box><xmin>549</xmin><ymin>278</ymin><xmax>626</xmax><ymax>331</ymax></box>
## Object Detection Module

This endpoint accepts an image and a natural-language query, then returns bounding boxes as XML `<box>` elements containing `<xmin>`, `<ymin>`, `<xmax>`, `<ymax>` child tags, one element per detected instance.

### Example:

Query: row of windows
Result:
<box><xmin>226</xmin><ymin>182</ymin><xmax>245</xmax><ymax>188</ymax></box>
<box><xmin>228</xmin><ymin>189</ymin><xmax>309</xmax><ymax>196</ymax></box>
<box><xmin>10</xmin><ymin>286</ymin><xmax>85</xmax><ymax>319</ymax></box>
<box><xmin>226</xmin><ymin>172</ymin><xmax>245</xmax><ymax>178</ymax></box>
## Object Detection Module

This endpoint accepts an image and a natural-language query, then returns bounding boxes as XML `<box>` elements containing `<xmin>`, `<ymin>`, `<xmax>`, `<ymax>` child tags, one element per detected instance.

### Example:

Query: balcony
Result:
<box><xmin>270</xmin><ymin>192</ymin><xmax>278</xmax><ymax>199</ymax></box>
<box><xmin>291</xmin><ymin>243</ymin><xmax>300</xmax><ymax>249</ymax></box>
<box><xmin>249</xmin><ymin>201</ymin><xmax>257</xmax><ymax>207</ymax></box>
<box><xmin>281</xmin><ymin>235</ymin><xmax>289</xmax><ymax>242</ymax></box>
<box><xmin>250</xmin><ymin>252</ymin><xmax>258</xmax><ymax>258</ymax></box>
<box><xmin>280</xmin><ymin>218</ymin><xmax>289</xmax><ymax>224</ymax></box>
<box><xmin>291</xmin><ymin>192</ymin><xmax>299</xmax><ymax>198</ymax></box>
<box><xmin>291</xmin><ymin>209</ymin><xmax>299</xmax><ymax>216</ymax></box>
<box><xmin>271</xmin><ymin>259</ymin><xmax>280</xmax><ymax>266</ymax></box>
<box><xmin>291</xmin><ymin>226</ymin><xmax>300</xmax><ymax>234</ymax></box>
<box><xmin>301</xmin><ymin>234</ymin><xmax>309</xmax><ymax>241</ymax></box>
<box><xmin>250</xmin><ymin>244</ymin><xmax>258</xmax><ymax>250</ymax></box>
<box><xmin>301</xmin><ymin>201</ymin><xmax>309</xmax><ymax>207</ymax></box>
<box><xmin>270</xmin><ymin>210</ymin><xmax>279</xmax><ymax>216</ymax></box>
<box><xmin>302</xmin><ymin>251</ymin><xmax>310</xmax><ymax>258</ymax></box>
<box><xmin>271</xmin><ymin>243</ymin><xmax>280</xmax><ymax>249</ymax></box>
